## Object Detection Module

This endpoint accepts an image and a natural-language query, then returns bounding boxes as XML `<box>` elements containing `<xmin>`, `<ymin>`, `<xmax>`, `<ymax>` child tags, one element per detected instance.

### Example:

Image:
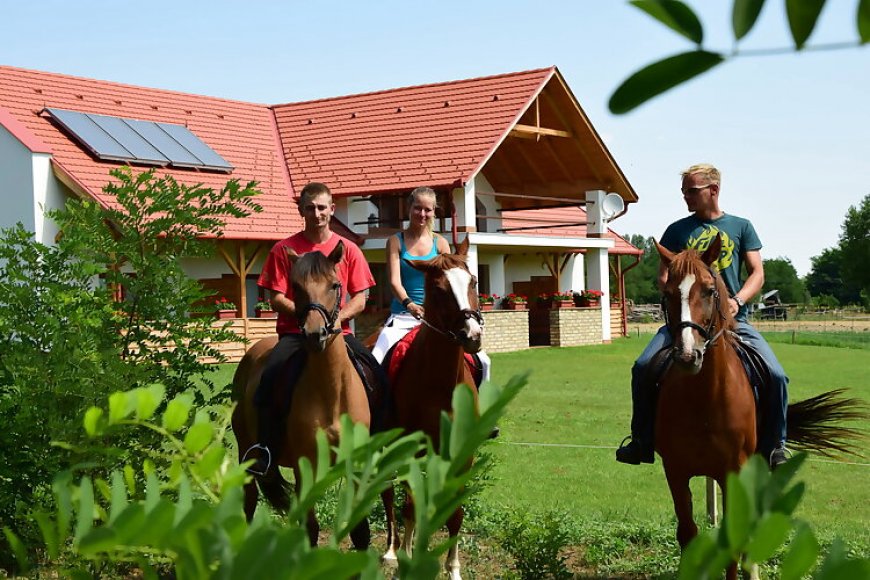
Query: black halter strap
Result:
<box><xmin>665</xmin><ymin>265</ymin><xmax>726</xmax><ymax>347</ymax></box>
<box><xmin>297</xmin><ymin>281</ymin><xmax>343</xmax><ymax>336</ymax></box>
<box><xmin>418</xmin><ymin>307</ymin><xmax>484</xmax><ymax>343</ymax></box>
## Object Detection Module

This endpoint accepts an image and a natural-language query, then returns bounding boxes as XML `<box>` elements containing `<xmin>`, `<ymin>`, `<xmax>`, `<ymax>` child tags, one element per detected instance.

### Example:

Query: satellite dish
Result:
<box><xmin>601</xmin><ymin>193</ymin><xmax>625</xmax><ymax>221</ymax></box>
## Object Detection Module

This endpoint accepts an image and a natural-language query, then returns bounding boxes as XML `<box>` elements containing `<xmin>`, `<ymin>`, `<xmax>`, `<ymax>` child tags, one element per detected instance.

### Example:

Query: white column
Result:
<box><xmin>488</xmin><ymin>255</ymin><xmax>506</xmax><ymax>297</ymax></box>
<box><xmin>586</xmin><ymin>190</ymin><xmax>611</xmax><ymax>341</ymax></box>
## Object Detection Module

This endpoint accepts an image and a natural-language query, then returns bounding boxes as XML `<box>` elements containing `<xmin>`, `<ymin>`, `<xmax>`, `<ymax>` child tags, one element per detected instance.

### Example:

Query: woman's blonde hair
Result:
<box><xmin>407</xmin><ymin>186</ymin><xmax>438</xmax><ymax>234</ymax></box>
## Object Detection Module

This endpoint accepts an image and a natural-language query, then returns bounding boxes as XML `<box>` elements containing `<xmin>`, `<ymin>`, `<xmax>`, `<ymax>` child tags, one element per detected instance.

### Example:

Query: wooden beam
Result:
<box><xmin>510</xmin><ymin>124</ymin><xmax>573</xmax><ymax>139</ymax></box>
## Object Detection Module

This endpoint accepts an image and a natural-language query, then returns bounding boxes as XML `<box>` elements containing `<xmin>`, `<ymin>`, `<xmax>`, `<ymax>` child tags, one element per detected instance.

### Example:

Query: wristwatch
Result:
<box><xmin>733</xmin><ymin>295</ymin><xmax>745</xmax><ymax>307</ymax></box>
<box><xmin>401</xmin><ymin>297</ymin><xmax>413</xmax><ymax>308</ymax></box>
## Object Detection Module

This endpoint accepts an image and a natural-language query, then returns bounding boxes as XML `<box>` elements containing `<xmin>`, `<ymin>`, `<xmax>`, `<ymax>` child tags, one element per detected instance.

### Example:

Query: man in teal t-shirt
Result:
<box><xmin>616</xmin><ymin>164</ymin><xmax>789</xmax><ymax>469</ymax></box>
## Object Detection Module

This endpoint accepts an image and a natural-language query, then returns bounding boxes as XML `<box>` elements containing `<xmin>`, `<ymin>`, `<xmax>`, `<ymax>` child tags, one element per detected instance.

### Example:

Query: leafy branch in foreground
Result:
<box><xmin>610</xmin><ymin>0</ymin><xmax>870</xmax><ymax>114</ymax></box>
<box><xmin>3</xmin><ymin>374</ymin><xmax>527</xmax><ymax>579</ymax></box>
<box><xmin>679</xmin><ymin>453</ymin><xmax>870</xmax><ymax>579</ymax></box>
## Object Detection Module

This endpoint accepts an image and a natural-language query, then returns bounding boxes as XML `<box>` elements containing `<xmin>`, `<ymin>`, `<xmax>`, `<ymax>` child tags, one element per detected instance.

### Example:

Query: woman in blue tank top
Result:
<box><xmin>372</xmin><ymin>187</ymin><xmax>449</xmax><ymax>362</ymax></box>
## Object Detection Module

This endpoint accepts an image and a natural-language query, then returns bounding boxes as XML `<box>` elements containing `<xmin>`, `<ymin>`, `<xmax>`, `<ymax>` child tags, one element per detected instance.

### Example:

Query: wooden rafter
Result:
<box><xmin>541</xmin><ymin>91</ymin><xmax>600</xmax><ymax>182</ymax></box>
<box><xmin>509</xmin><ymin>123</ymin><xmax>572</xmax><ymax>139</ymax></box>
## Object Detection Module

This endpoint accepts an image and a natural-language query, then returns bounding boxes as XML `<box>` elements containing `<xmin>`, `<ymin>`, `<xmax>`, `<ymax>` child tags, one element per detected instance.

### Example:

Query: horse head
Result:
<box><xmin>656</xmin><ymin>234</ymin><xmax>733</xmax><ymax>374</ymax></box>
<box><xmin>410</xmin><ymin>237</ymin><xmax>484</xmax><ymax>353</ymax></box>
<box><xmin>288</xmin><ymin>242</ymin><xmax>344</xmax><ymax>353</ymax></box>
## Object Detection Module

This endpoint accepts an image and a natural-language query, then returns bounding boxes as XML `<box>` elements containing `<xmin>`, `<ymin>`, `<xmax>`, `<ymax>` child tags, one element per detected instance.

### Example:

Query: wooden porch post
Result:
<box><xmin>217</xmin><ymin>240</ymin><xmax>269</xmax><ymax>342</ymax></box>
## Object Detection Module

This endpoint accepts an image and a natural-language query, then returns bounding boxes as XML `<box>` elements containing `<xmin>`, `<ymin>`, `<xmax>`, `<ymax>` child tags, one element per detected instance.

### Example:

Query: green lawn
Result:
<box><xmin>484</xmin><ymin>336</ymin><xmax>870</xmax><ymax>550</ymax></box>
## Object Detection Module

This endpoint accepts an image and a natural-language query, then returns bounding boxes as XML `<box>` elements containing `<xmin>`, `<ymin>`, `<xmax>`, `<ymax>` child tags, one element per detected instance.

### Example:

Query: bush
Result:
<box><xmin>497</xmin><ymin>509</ymin><xmax>573</xmax><ymax>579</ymax></box>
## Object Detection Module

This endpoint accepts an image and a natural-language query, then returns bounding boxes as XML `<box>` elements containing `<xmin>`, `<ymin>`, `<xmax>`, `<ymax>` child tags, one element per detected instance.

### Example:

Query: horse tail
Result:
<box><xmin>256</xmin><ymin>471</ymin><xmax>293</xmax><ymax>514</ymax></box>
<box><xmin>787</xmin><ymin>389</ymin><xmax>869</xmax><ymax>457</ymax></box>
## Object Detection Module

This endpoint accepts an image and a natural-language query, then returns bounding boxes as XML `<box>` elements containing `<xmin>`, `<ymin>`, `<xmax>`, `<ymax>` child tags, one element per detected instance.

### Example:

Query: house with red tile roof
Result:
<box><xmin>0</xmin><ymin>64</ymin><xmax>641</xmax><ymax>350</ymax></box>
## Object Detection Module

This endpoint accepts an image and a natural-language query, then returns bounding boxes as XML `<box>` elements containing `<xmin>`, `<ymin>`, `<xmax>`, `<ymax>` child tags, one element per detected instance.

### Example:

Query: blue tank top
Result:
<box><xmin>390</xmin><ymin>232</ymin><xmax>440</xmax><ymax>314</ymax></box>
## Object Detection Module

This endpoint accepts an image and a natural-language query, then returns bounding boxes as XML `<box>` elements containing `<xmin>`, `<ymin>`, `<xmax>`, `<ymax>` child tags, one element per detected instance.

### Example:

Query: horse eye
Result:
<box><xmin>331</xmin><ymin>282</ymin><xmax>340</xmax><ymax>290</ymax></box>
<box><xmin>702</xmin><ymin>286</ymin><xmax>715</xmax><ymax>298</ymax></box>
<box><xmin>471</xmin><ymin>276</ymin><xmax>478</xmax><ymax>288</ymax></box>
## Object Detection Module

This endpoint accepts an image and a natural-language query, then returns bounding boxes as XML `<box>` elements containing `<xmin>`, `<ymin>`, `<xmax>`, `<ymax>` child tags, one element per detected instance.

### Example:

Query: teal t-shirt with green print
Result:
<box><xmin>659</xmin><ymin>213</ymin><xmax>761</xmax><ymax>322</ymax></box>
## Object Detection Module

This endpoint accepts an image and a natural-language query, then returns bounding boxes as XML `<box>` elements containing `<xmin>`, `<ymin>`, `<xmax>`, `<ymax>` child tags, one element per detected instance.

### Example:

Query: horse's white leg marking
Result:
<box><xmin>445</xmin><ymin>267</ymin><xmax>482</xmax><ymax>340</ymax></box>
<box><xmin>678</xmin><ymin>273</ymin><xmax>696</xmax><ymax>356</ymax></box>
<box><xmin>402</xmin><ymin>522</ymin><xmax>415</xmax><ymax>558</ymax></box>
<box><xmin>446</xmin><ymin>542</ymin><xmax>462</xmax><ymax>580</ymax></box>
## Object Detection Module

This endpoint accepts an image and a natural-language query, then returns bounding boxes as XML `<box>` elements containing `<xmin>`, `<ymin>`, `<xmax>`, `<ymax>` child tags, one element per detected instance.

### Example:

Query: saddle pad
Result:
<box><xmin>385</xmin><ymin>325</ymin><xmax>480</xmax><ymax>387</ymax></box>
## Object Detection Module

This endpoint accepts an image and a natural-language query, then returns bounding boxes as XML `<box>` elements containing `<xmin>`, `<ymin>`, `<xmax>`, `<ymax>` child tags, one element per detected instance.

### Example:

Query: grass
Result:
<box><xmin>207</xmin><ymin>333</ymin><xmax>870</xmax><ymax>577</ymax></box>
<box><xmin>764</xmin><ymin>330</ymin><xmax>870</xmax><ymax>350</ymax></box>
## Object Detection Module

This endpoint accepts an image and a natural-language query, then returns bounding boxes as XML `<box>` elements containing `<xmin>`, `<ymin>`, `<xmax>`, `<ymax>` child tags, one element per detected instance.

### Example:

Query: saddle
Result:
<box><xmin>382</xmin><ymin>325</ymin><xmax>483</xmax><ymax>389</ymax></box>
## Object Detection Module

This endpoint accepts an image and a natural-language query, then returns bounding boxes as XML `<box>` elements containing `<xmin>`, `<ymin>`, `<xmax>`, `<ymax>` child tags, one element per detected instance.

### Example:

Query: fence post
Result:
<box><xmin>706</xmin><ymin>477</ymin><xmax>719</xmax><ymax>525</ymax></box>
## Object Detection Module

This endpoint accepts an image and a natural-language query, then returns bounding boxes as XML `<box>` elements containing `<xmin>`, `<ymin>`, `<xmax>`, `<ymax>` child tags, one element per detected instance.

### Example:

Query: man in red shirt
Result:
<box><xmin>247</xmin><ymin>182</ymin><xmax>376</xmax><ymax>475</ymax></box>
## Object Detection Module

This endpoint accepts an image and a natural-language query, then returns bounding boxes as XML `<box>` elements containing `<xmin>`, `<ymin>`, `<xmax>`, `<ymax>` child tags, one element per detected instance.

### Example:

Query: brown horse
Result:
<box><xmin>231</xmin><ymin>242</ymin><xmax>372</xmax><ymax>548</ymax></box>
<box><xmin>381</xmin><ymin>237</ymin><xmax>484</xmax><ymax>580</ymax></box>
<box><xmin>656</xmin><ymin>235</ymin><xmax>866</xmax><ymax>579</ymax></box>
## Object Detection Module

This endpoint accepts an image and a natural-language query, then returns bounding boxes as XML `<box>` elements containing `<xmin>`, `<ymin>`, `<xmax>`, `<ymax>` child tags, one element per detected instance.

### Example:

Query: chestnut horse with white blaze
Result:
<box><xmin>381</xmin><ymin>237</ymin><xmax>483</xmax><ymax>580</ymax></box>
<box><xmin>656</xmin><ymin>235</ymin><xmax>866</xmax><ymax>580</ymax></box>
<box><xmin>231</xmin><ymin>242</ymin><xmax>372</xmax><ymax>549</ymax></box>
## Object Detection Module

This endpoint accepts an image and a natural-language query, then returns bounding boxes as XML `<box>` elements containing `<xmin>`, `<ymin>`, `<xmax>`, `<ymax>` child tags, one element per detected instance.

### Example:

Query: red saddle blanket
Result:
<box><xmin>386</xmin><ymin>325</ymin><xmax>480</xmax><ymax>386</ymax></box>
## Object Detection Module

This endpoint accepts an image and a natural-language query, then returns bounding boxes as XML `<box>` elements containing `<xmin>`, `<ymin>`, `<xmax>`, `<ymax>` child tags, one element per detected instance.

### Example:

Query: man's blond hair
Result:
<box><xmin>681</xmin><ymin>164</ymin><xmax>721</xmax><ymax>185</ymax></box>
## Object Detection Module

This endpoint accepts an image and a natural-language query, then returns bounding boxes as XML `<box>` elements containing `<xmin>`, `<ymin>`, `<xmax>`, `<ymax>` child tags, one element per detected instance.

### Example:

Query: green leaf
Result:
<box><xmin>162</xmin><ymin>393</ymin><xmax>193</xmax><ymax>432</ymax></box>
<box><xmin>34</xmin><ymin>511</ymin><xmax>59</xmax><ymax>559</ymax></box>
<box><xmin>725</xmin><ymin>472</ymin><xmax>751</xmax><ymax>550</ymax></box>
<box><xmin>135</xmin><ymin>383</ymin><xmax>165</xmax><ymax>420</ymax></box>
<box><xmin>786</xmin><ymin>0</ymin><xmax>827</xmax><ymax>49</ymax></box>
<box><xmin>859</xmin><ymin>0</ymin><xmax>870</xmax><ymax>43</ymax></box>
<box><xmin>78</xmin><ymin>527</ymin><xmax>118</xmax><ymax>555</ymax></box>
<box><xmin>83</xmin><ymin>406</ymin><xmax>104</xmax><ymax>437</ymax></box>
<box><xmin>74</xmin><ymin>476</ymin><xmax>95</xmax><ymax>543</ymax></box>
<box><xmin>745</xmin><ymin>512</ymin><xmax>791</xmax><ymax>564</ymax></box>
<box><xmin>780</xmin><ymin>522</ymin><xmax>820</xmax><ymax>580</ymax></box>
<box><xmin>630</xmin><ymin>0</ymin><xmax>704</xmax><ymax>44</ymax></box>
<box><xmin>109</xmin><ymin>471</ymin><xmax>127</xmax><ymax>525</ymax></box>
<box><xmin>183</xmin><ymin>422</ymin><xmax>213</xmax><ymax>455</ymax></box>
<box><xmin>772</xmin><ymin>481</ymin><xmax>806</xmax><ymax>516</ymax></box>
<box><xmin>108</xmin><ymin>391</ymin><xmax>129</xmax><ymax>424</ymax></box>
<box><xmin>609</xmin><ymin>51</ymin><xmax>724</xmax><ymax>114</ymax></box>
<box><xmin>193</xmin><ymin>446</ymin><xmax>226</xmax><ymax>480</ymax></box>
<box><xmin>733</xmin><ymin>0</ymin><xmax>766</xmax><ymax>40</ymax></box>
<box><xmin>2</xmin><ymin>528</ymin><xmax>30</xmax><ymax>573</ymax></box>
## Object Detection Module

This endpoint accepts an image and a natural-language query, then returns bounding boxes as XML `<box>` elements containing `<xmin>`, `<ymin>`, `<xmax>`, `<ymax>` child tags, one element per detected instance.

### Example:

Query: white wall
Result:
<box><xmin>0</xmin><ymin>126</ymin><xmax>37</xmax><ymax>234</ymax></box>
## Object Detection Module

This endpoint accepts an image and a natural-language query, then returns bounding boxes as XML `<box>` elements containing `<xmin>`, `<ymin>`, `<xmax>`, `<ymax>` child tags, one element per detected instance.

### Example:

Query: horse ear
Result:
<box><xmin>328</xmin><ymin>240</ymin><xmax>345</xmax><ymax>265</ymax></box>
<box><xmin>286</xmin><ymin>247</ymin><xmax>300</xmax><ymax>265</ymax></box>
<box><xmin>655</xmin><ymin>240</ymin><xmax>675</xmax><ymax>265</ymax></box>
<box><xmin>700</xmin><ymin>234</ymin><xmax>722</xmax><ymax>267</ymax></box>
<box><xmin>406</xmin><ymin>257</ymin><xmax>439</xmax><ymax>274</ymax></box>
<box><xmin>454</xmin><ymin>236</ymin><xmax>470</xmax><ymax>256</ymax></box>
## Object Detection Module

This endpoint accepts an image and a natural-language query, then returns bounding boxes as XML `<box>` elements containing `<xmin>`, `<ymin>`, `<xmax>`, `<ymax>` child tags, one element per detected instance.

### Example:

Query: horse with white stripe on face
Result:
<box><xmin>380</xmin><ymin>236</ymin><xmax>483</xmax><ymax>580</ymax></box>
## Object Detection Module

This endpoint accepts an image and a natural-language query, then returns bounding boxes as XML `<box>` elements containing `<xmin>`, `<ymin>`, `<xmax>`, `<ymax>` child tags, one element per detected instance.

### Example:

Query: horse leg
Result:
<box><xmin>401</xmin><ymin>487</ymin><xmax>416</xmax><ymax>557</ymax></box>
<box><xmin>243</xmin><ymin>480</ymin><xmax>258</xmax><ymax>522</ymax></box>
<box><xmin>445</xmin><ymin>506</ymin><xmax>464</xmax><ymax>580</ymax></box>
<box><xmin>306</xmin><ymin>509</ymin><xmax>320</xmax><ymax>547</ymax></box>
<box><xmin>350</xmin><ymin>517</ymin><xmax>371</xmax><ymax>550</ymax></box>
<box><xmin>381</xmin><ymin>486</ymin><xmax>400</xmax><ymax>563</ymax></box>
<box><xmin>664</xmin><ymin>468</ymin><xmax>697</xmax><ymax>548</ymax></box>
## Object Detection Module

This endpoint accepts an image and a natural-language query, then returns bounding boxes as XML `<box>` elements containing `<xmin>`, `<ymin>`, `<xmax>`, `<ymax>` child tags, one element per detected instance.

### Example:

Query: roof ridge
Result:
<box><xmin>0</xmin><ymin>64</ymin><xmax>270</xmax><ymax>108</ymax></box>
<box><xmin>269</xmin><ymin>66</ymin><xmax>555</xmax><ymax>109</ymax></box>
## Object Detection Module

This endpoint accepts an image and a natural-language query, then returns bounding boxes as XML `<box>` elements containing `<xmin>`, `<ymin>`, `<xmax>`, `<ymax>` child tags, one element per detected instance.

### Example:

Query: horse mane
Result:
<box><xmin>669</xmin><ymin>249</ymin><xmax>737</xmax><ymax>334</ymax></box>
<box><xmin>291</xmin><ymin>250</ymin><xmax>335</xmax><ymax>283</ymax></box>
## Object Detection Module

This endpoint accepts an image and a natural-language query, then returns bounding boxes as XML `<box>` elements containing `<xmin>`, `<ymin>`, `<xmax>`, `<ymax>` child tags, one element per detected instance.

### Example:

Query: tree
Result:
<box><xmin>838</xmin><ymin>193</ymin><xmax>870</xmax><ymax>303</ymax></box>
<box><xmin>804</xmin><ymin>247</ymin><xmax>862</xmax><ymax>305</ymax></box>
<box><xmin>623</xmin><ymin>234</ymin><xmax>663</xmax><ymax>303</ymax></box>
<box><xmin>761</xmin><ymin>257</ymin><xmax>806</xmax><ymax>303</ymax></box>
<box><xmin>610</xmin><ymin>0</ymin><xmax>870</xmax><ymax>114</ymax></box>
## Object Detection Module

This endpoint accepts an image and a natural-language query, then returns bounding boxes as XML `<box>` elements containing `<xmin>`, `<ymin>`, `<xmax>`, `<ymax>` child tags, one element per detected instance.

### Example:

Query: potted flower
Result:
<box><xmin>255</xmin><ymin>299</ymin><xmax>277</xmax><ymax>318</ymax></box>
<box><xmin>501</xmin><ymin>293</ymin><xmax>528</xmax><ymax>310</ymax></box>
<box><xmin>550</xmin><ymin>290</ymin><xmax>575</xmax><ymax>309</ymax></box>
<box><xmin>535</xmin><ymin>293</ymin><xmax>553</xmax><ymax>309</ymax></box>
<box><xmin>214</xmin><ymin>297</ymin><xmax>237</xmax><ymax>319</ymax></box>
<box><xmin>577</xmin><ymin>289</ymin><xmax>604</xmax><ymax>307</ymax></box>
<box><xmin>478</xmin><ymin>293</ymin><xmax>499</xmax><ymax>311</ymax></box>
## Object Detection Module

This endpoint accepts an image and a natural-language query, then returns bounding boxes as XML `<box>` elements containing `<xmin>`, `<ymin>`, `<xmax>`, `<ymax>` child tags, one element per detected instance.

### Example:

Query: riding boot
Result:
<box><xmin>616</xmin><ymin>373</ymin><xmax>656</xmax><ymax>465</ymax></box>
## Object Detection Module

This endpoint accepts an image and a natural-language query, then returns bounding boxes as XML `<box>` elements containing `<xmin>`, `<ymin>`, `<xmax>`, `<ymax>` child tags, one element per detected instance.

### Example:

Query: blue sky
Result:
<box><xmin>3</xmin><ymin>0</ymin><xmax>867</xmax><ymax>275</ymax></box>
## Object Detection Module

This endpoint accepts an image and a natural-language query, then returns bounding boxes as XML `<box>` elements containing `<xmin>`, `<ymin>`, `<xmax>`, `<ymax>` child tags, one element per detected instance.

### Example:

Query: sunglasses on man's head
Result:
<box><xmin>681</xmin><ymin>184</ymin><xmax>715</xmax><ymax>195</ymax></box>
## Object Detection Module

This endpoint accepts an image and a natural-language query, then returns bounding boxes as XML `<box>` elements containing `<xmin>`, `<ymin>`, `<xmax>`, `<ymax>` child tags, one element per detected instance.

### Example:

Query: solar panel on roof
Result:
<box><xmin>45</xmin><ymin>108</ymin><xmax>133</xmax><ymax>161</ymax></box>
<box><xmin>124</xmin><ymin>118</ymin><xmax>204</xmax><ymax>168</ymax></box>
<box><xmin>158</xmin><ymin>123</ymin><xmax>233</xmax><ymax>171</ymax></box>
<box><xmin>88</xmin><ymin>113</ymin><xmax>169</xmax><ymax>166</ymax></box>
<box><xmin>44</xmin><ymin>108</ymin><xmax>233</xmax><ymax>173</ymax></box>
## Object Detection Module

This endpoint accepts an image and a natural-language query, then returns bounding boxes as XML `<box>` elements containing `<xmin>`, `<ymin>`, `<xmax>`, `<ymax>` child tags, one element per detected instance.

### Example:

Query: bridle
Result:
<box><xmin>664</xmin><ymin>265</ymin><xmax>727</xmax><ymax>350</ymax></box>
<box><xmin>297</xmin><ymin>281</ymin><xmax>343</xmax><ymax>340</ymax></box>
<box><xmin>417</xmin><ymin>307</ymin><xmax>485</xmax><ymax>343</ymax></box>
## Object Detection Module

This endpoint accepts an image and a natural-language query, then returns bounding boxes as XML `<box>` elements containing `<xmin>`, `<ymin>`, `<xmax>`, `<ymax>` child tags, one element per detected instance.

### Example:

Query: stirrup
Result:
<box><xmin>768</xmin><ymin>445</ymin><xmax>791</xmax><ymax>469</ymax></box>
<box><xmin>242</xmin><ymin>444</ymin><xmax>271</xmax><ymax>476</ymax></box>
